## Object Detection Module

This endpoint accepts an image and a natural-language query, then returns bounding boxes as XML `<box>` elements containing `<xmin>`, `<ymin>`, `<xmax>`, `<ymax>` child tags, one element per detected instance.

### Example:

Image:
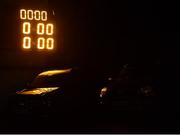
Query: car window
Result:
<box><xmin>30</xmin><ymin>74</ymin><xmax>70</xmax><ymax>88</ymax></box>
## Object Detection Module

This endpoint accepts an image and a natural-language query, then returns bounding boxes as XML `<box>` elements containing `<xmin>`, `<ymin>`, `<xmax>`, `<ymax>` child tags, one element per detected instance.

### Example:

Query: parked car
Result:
<box><xmin>98</xmin><ymin>64</ymin><xmax>160</xmax><ymax>117</ymax></box>
<box><xmin>8</xmin><ymin>68</ymin><xmax>103</xmax><ymax>118</ymax></box>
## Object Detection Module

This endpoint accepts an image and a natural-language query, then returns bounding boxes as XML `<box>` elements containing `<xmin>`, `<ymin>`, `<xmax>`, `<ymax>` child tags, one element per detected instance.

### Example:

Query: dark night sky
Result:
<box><xmin>50</xmin><ymin>1</ymin><xmax>159</xmax><ymax>65</ymax></box>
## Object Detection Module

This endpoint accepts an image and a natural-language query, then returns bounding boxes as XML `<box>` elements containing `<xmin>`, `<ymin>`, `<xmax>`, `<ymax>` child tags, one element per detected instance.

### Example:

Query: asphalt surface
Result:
<box><xmin>0</xmin><ymin>106</ymin><xmax>180</xmax><ymax>134</ymax></box>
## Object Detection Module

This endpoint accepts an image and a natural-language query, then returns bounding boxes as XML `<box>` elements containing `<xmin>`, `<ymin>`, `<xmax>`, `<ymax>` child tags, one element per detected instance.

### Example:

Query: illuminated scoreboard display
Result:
<box><xmin>20</xmin><ymin>9</ymin><xmax>55</xmax><ymax>50</ymax></box>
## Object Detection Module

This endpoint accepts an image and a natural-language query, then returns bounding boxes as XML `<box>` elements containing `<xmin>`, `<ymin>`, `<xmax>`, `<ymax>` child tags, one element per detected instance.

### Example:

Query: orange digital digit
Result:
<box><xmin>46</xmin><ymin>24</ymin><xmax>54</xmax><ymax>35</ymax></box>
<box><xmin>37</xmin><ymin>23</ymin><xmax>45</xmax><ymax>35</ymax></box>
<box><xmin>47</xmin><ymin>38</ymin><xmax>54</xmax><ymax>49</ymax></box>
<box><xmin>20</xmin><ymin>9</ymin><xmax>26</xmax><ymax>19</ymax></box>
<box><xmin>23</xmin><ymin>37</ymin><xmax>31</xmax><ymax>49</ymax></box>
<box><xmin>34</xmin><ymin>10</ymin><xmax>41</xmax><ymax>20</ymax></box>
<box><xmin>37</xmin><ymin>37</ymin><xmax>45</xmax><ymax>49</ymax></box>
<box><xmin>41</xmin><ymin>11</ymin><xmax>47</xmax><ymax>21</ymax></box>
<box><xmin>27</xmin><ymin>10</ymin><xmax>33</xmax><ymax>20</ymax></box>
<box><xmin>23</xmin><ymin>22</ymin><xmax>31</xmax><ymax>34</ymax></box>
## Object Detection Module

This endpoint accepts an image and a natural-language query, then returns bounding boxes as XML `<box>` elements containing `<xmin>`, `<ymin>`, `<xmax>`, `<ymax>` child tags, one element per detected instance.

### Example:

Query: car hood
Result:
<box><xmin>16</xmin><ymin>87</ymin><xmax>59</xmax><ymax>95</ymax></box>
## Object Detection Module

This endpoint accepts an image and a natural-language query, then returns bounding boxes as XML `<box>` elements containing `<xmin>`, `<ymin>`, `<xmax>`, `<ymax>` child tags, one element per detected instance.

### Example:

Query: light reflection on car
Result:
<box><xmin>8</xmin><ymin>68</ymin><xmax>83</xmax><ymax>117</ymax></box>
<box><xmin>8</xmin><ymin>67</ymin><xmax>104</xmax><ymax>118</ymax></box>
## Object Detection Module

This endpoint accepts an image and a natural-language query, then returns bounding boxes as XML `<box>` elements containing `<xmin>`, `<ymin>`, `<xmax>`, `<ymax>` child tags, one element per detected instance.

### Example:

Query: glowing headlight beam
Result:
<box><xmin>46</xmin><ymin>24</ymin><xmax>54</xmax><ymax>35</ymax></box>
<box><xmin>37</xmin><ymin>37</ymin><xmax>45</xmax><ymax>49</ymax></box>
<box><xmin>47</xmin><ymin>38</ymin><xmax>54</xmax><ymax>49</ymax></box>
<box><xmin>23</xmin><ymin>37</ymin><xmax>31</xmax><ymax>49</ymax></box>
<box><xmin>23</xmin><ymin>22</ymin><xmax>31</xmax><ymax>34</ymax></box>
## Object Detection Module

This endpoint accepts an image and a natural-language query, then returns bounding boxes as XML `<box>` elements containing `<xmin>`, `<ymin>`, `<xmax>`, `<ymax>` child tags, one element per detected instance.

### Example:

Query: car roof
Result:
<box><xmin>38</xmin><ymin>68</ymin><xmax>72</xmax><ymax>76</ymax></box>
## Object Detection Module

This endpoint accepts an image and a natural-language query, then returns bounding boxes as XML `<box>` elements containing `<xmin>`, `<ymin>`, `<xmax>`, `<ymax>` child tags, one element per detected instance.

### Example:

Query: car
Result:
<box><xmin>8</xmin><ymin>67</ymin><xmax>103</xmax><ymax>119</ymax></box>
<box><xmin>98</xmin><ymin>63</ymin><xmax>160</xmax><ymax>119</ymax></box>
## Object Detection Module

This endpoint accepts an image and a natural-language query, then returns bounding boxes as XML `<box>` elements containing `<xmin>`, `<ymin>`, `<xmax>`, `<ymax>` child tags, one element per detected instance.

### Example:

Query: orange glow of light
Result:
<box><xmin>23</xmin><ymin>22</ymin><xmax>31</xmax><ymax>34</ymax></box>
<box><xmin>47</xmin><ymin>38</ymin><xmax>54</xmax><ymax>50</ymax></box>
<box><xmin>100</xmin><ymin>87</ymin><xmax>108</xmax><ymax>97</ymax></box>
<box><xmin>41</xmin><ymin>11</ymin><xmax>47</xmax><ymax>21</ymax></box>
<box><xmin>27</xmin><ymin>10</ymin><xmax>33</xmax><ymax>20</ymax></box>
<box><xmin>37</xmin><ymin>23</ymin><xmax>45</xmax><ymax>35</ymax></box>
<box><xmin>34</xmin><ymin>10</ymin><xmax>40</xmax><ymax>20</ymax></box>
<box><xmin>46</xmin><ymin>24</ymin><xmax>54</xmax><ymax>35</ymax></box>
<box><xmin>37</xmin><ymin>37</ymin><xmax>45</xmax><ymax>49</ymax></box>
<box><xmin>39</xmin><ymin>69</ymin><xmax>72</xmax><ymax>76</ymax></box>
<box><xmin>20</xmin><ymin>9</ymin><xmax>26</xmax><ymax>19</ymax></box>
<box><xmin>23</xmin><ymin>37</ymin><xmax>31</xmax><ymax>49</ymax></box>
<box><xmin>16</xmin><ymin>87</ymin><xmax>59</xmax><ymax>95</ymax></box>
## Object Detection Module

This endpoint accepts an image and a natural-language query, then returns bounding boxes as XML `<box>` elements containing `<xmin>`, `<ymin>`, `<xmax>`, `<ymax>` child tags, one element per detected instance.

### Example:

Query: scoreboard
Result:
<box><xmin>20</xmin><ymin>9</ymin><xmax>55</xmax><ymax>50</ymax></box>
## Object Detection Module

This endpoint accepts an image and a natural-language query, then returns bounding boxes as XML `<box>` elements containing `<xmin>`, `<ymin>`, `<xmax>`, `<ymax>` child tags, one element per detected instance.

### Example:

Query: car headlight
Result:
<box><xmin>100</xmin><ymin>87</ymin><xmax>108</xmax><ymax>98</ymax></box>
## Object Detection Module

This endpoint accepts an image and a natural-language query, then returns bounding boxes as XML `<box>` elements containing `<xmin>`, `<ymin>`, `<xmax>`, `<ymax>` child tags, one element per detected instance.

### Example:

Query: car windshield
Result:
<box><xmin>29</xmin><ymin>73</ymin><xmax>70</xmax><ymax>88</ymax></box>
